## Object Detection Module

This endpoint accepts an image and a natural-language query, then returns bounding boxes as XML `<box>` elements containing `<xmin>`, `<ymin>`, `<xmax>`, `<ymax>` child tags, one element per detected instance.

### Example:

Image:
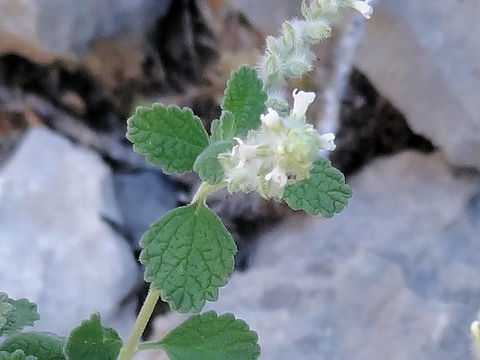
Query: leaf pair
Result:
<box><xmin>0</xmin><ymin>314</ymin><xmax>122</xmax><ymax>360</ymax></box>
<box><xmin>1</xmin><ymin>310</ymin><xmax>260</xmax><ymax>360</ymax></box>
<box><xmin>127</xmin><ymin>66</ymin><xmax>267</xmax><ymax>185</ymax></box>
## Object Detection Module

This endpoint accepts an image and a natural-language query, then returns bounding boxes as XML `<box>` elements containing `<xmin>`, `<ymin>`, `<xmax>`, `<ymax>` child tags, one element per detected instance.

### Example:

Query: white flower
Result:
<box><xmin>292</xmin><ymin>89</ymin><xmax>316</xmax><ymax>120</ymax></box>
<box><xmin>319</xmin><ymin>133</ymin><xmax>336</xmax><ymax>151</ymax></box>
<box><xmin>351</xmin><ymin>0</ymin><xmax>373</xmax><ymax>19</ymax></box>
<box><xmin>261</xmin><ymin>108</ymin><xmax>281</xmax><ymax>127</ymax></box>
<box><xmin>220</xmin><ymin>89</ymin><xmax>338</xmax><ymax>199</ymax></box>
<box><xmin>231</xmin><ymin>138</ymin><xmax>259</xmax><ymax>168</ymax></box>
<box><xmin>265</xmin><ymin>166</ymin><xmax>288</xmax><ymax>188</ymax></box>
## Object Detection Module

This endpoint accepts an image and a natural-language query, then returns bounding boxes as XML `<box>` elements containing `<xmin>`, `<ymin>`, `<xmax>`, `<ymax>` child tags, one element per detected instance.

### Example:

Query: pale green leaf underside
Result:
<box><xmin>127</xmin><ymin>104</ymin><xmax>209</xmax><ymax>173</ymax></box>
<box><xmin>159</xmin><ymin>311</ymin><xmax>260</xmax><ymax>360</ymax></box>
<box><xmin>140</xmin><ymin>204</ymin><xmax>236</xmax><ymax>313</ymax></box>
<box><xmin>283</xmin><ymin>158</ymin><xmax>352</xmax><ymax>217</ymax></box>
<box><xmin>222</xmin><ymin>66</ymin><xmax>267</xmax><ymax>137</ymax></box>
<box><xmin>0</xmin><ymin>350</ymin><xmax>37</xmax><ymax>360</ymax></box>
<box><xmin>210</xmin><ymin>111</ymin><xmax>236</xmax><ymax>143</ymax></box>
<box><xmin>64</xmin><ymin>314</ymin><xmax>122</xmax><ymax>360</ymax></box>
<box><xmin>193</xmin><ymin>141</ymin><xmax>233</xmax><ymax>184</ymax></box>
<box><xmin>0</xmin><ymin>293</ymin><xmax>39</xmax><ymax>336</ymax></box>
<box><xmin>0</xmin><ymin>332</ymin><xmax>66</xmax><ymax>360</ymax></box>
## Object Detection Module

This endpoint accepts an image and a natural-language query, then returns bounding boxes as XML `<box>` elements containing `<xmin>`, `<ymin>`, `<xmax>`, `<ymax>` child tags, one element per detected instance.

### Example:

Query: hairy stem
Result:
<box><xmin>191</xmin><ymin>181</ymin><xmax>226</xmax><ymax>204</ymax></box>
<box><xmin>136</xmin><ymin>341</ymin><xmax>161</xmax><ymax>351</ymax></box>
<box><xmin>118</xmin><ymin>289</ymin><xmax>161</xmax><ymax>360</ymax></box>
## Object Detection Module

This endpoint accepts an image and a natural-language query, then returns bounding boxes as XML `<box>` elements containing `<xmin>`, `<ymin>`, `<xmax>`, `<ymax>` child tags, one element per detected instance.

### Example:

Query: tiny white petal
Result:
<box><xmin>319</xmin><ymin>133</ymin><xmax>336</xmax><ymax>151</ymax></box>
<box><xmin>233</xmin><ymin>137</ymin><xmax>244</xmax><ymax>145</ymax></box>
<box><xmin>351</xmin><ymin>0</ymin><xmax>373</xmax><ymax>19</ymax></box>
<box><xmin>231</xmin><ymin>139</ymin><xmax>259</xmax><ymax>169</ymax></box>
<box><xmin>261</xmin><ymin>108</ymin><xmax>280</xmax><ymax>127</ymax></box>
<box><xmin>265</xmin><ymin>167</ymin><xmax>288</xmax><ymax>187</ymax></box>
<box><xmin>292</xmin><ymin>89</ymin><xmax>316</xmax><ymax>119</ymax></box>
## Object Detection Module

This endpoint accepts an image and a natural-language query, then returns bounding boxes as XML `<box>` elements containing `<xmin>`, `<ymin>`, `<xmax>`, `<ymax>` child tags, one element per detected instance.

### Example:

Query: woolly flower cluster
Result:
<box><xmin>219</xmin><ymin>90</ymin><xmax>335</xmax><ymax>199</ymax></box>
<box><xmin>259</xmin><ymin>0</ymin><xmax>373</xmax><ymax>110</ymax></box>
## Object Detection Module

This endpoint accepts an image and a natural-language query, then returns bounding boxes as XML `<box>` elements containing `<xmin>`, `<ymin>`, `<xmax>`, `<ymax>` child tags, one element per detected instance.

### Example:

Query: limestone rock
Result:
<box><xmin>0</xmin><ymin>127</ymin><xmax>138</xmax><ymax>337</ymax></box>
<box><xmin>231</xmin><ymin>0</ymin><xmax>300</xmax><ymax>35</ymax></box>
<box><xmin>354</xmin><ymin>0</ymin><xmax>480</xmax><ymax>169</ymax></box>
<box><xmin>0</xmin><ymin>0</ymin><xmax>172</xmax><ymax>55</ymax></box>
<box><xmin>113</xmin><ymin>170</ymin><xmax>177</xmax><ymax>249</ymax></box>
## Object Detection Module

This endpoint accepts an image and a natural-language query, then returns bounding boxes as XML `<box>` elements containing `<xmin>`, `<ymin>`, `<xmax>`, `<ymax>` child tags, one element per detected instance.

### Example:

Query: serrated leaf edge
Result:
<box><xmin>158</xmin><ymin>311</ymin><xmax>261</xmax><ymax>359</ymax></box>
<box><xmin>139</xmin><ymin>204</ymin><xmax>236</xmax><ymax>313</ymax></box>
<box><xmin>126</xmin><ymin>104</ymin><xmax>209</xmax><ymax>174</ymax></box>
<box><xmin>283</xmin><ymin>158</ymin><xmax>353</xmax><ymax>217</ymax></box>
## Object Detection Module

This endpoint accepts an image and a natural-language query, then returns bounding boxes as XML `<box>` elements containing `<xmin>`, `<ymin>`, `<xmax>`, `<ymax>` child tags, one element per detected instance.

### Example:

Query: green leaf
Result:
<box><xmin>0</xmin><ymin>293</ymin><xmax>39</xmax><ymax>336</ymax></box>
<box><xmin>0</xmin><ymin>332</ymin><xmax>66</xmax><ymax>360</ymax></box>
<box><xmin>64</xmin><ymin>314</ymin><xmax>122</xmax><ymax>360</ymax></box>
<box><xmin>158</xmin><ymin>311</ymin><xmax>260</xmax><ymax>360</ymax></box>
<box><xmin>140</xmin><ymin>203</ymin><xmax>236</xmax><ymax>313</ymax></box>
<box><xmin>127</xmin><ymin>104</ymin><xmax>209</xmax><ymax>173</ymax></box>
<box><xmin>193</xmin><ymin>141</ymin><xmax>233</xmax><ymax>184</ymax></box>
<box><xmin>283</xmin><ymin>158</ymin><xmax>352</xmax><ymax>217</ymax></box>
<box><xmin>210</xmin><ymin>111</ymin><xmax>236</xmax><ymax>143</ymax></box>
<box><xmin>0</xmin><ymin>303</ymin><xmax>14</xmax><ymax>332</ymax></box>
<box><xmin>222</xmin><ymin>66</ymin><xmax>267</xmax><ymax>137</ymax></box>
<box><xmin>210</xmin><ymin>119</ymin><xmax>223</xmax><ymax>143</ymax></box>
<box><xmin>0</xmin><ymin>350</ymin><xmax>37</xmax><ymax>360</ymax></box>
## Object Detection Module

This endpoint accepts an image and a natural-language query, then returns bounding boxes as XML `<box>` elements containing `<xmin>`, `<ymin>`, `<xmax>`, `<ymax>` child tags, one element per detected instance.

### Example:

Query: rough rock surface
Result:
<box><xmin>113</xmin><ymin>170</ymin><xmax>177</xmax><ymax>249</ymax></box>
<box><xmin>354</xmin><ymin>0</ymin><xmax>480</xmax><ymax>169</ymax></box>
<box><xmin>0</xmin><ymin>127</ymin><xmax>138</xmax><ymax>337</ymax></box>
<box><xmin>202</xmin><ymin>151</ymin><xmax>480</xmax><ymax>359</ymax></box>
<box><xmin>230</xmin><ymin>0</ymin><xmax>300</xmax><ymax>35</ymax></box>
<box><xmin>0</xmin><ymin>0</ymin><xmax>172</xmax><ymax>55</ymax></box>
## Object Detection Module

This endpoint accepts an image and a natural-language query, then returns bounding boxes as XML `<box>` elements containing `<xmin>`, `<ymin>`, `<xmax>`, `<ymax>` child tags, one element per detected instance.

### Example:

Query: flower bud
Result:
<box><xmin>282</xmin><ymin>21</ymin><xmax>297</xmax><ymax>49</ymax></box>
<box><xmin>304</xmin><ymin>19</ymin><xmax>331</xmax><ymax>42</ymax></box>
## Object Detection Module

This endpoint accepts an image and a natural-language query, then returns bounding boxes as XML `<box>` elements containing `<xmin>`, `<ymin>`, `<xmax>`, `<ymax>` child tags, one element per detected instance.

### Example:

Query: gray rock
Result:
<box><xmin>0</xmin><ymin>0</ymin><xmax>172</xmax><ymax>55</ymax></box>
<box><xmin>205</xmin><ymin>151</ymin><xmax>480</xmax><ymax>359</ymax></box>
<box><xmin>0</xmin><ymin>127</ymin><xmax>138</xmax><ymax>337</ymax></box>
<box><xmin>354</xmin><ymin>0</ymin><xmax>480</xmax><ymax>169</ymax></box>
<box><xmin>113</xmin><ymin>170</ymin><xmax>177</xmax><ymax>248</ymax></box>
<box><xmin>232</xmin><ymin>0</ymin><xmax>300</xmax><ymax>35</ymax></box>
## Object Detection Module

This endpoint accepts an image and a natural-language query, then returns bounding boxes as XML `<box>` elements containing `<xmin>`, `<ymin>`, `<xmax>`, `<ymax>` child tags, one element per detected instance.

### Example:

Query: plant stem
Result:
<box><xmin>118</xmin><ymin>289</ymin><xmax>161</xmax><ymax>360</ymax></box>
<box><xmin>136</xmin><ymin>341</ymin><xmax>161</xmax><ymax>351</ymax></box>
<box><xmin>191</xmin><ymin>181</ymin><xmax>226</xmax><ymax>204</ymax></box>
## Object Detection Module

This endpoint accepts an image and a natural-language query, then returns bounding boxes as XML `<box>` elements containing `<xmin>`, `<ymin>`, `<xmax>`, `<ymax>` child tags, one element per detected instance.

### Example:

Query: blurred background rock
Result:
<box><xmin>0</xmin><ymin>0</ymin><xmax>479</xmax><ymax>359</ymax></box>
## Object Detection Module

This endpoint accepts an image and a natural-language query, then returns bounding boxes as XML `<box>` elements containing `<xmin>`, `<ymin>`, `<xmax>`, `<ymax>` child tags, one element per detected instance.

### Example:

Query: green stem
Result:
<box><xmin>136</xmin><ymin>341</ymin><xmax>161</xmax><ymax>351</ymax></box>
<box><xmin>118</xmin><ymin>289</ymin><xmax>161</xmax><ymax>360</ymax></box>
<box><xmin>191</xmin><ymin>181</ymin><xmax>226</xmax><ymax>204</ymax></box>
